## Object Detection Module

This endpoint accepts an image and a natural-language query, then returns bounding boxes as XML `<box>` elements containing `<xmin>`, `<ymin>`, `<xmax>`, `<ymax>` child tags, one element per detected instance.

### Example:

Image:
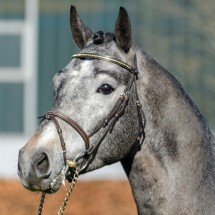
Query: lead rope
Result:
<box><xmin>58</xmin><ymin>168</ymin><xmax>79</xmax><ymax>215</ymax></box>
<box><xmin>38</xmin><ymin>167</ymin><xmax>80</xmax><ymax>215</ymax></box>
<box><xmin>38</xmin><ymin>192</ymin><xmax>46</xmax><ymax>215</ymax></box>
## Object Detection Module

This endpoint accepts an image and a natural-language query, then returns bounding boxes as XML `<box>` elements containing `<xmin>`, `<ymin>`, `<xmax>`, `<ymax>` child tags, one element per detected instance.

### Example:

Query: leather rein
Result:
<box><xmin>40</xmin><ymin>53</ymin><xmax>146</xmax><ymax>177</ymax></box>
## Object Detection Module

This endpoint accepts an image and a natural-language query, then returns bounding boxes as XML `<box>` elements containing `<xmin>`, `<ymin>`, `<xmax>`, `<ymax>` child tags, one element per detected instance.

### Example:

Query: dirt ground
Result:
<box><xmin>0</xmin><ymin>179</ymin><xmax>137</xmax><ymax>215</ymax></box>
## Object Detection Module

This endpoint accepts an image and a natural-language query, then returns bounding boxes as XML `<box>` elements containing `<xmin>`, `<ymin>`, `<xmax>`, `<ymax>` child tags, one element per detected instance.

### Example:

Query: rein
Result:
<box><xmin>38</xmin><ymin>53</ymin><xmax>145</xmax><ymax>215</ymax></box>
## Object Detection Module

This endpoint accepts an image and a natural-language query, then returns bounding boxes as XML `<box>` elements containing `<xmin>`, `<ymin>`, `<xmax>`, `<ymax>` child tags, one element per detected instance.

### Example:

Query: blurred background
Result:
<box><xmin>0</xmin><ymin>0</ymin><xmax>214</xmax><ymax>214</ymax></box>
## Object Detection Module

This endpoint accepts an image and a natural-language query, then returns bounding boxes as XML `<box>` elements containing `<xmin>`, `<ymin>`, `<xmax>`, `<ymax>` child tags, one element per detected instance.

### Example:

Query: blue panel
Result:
<box><xmin>38</xmin><ymin>11</ymin><xmax>78</xmax><ymax>115</ymax></box>
<box><xmin>0</xmin><ymin>83</ymin><xmax>23</xmax><ymax>133</ymax></box>
<box><xmin>0</xmin><ymin>35</ymin><xmax>21</xmax><ymax>67</ymax></box>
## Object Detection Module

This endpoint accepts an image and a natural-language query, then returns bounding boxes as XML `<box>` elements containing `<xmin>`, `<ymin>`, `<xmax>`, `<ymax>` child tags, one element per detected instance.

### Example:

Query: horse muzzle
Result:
<box><xmin>18</xmin><ymin>140</ymin><xmax>67</xmax><ymax>194</ymax></box>
<box><xmin>18</xmin><ymin>146</ymin><xmax>50</xmax><ymax>188</ymax></box>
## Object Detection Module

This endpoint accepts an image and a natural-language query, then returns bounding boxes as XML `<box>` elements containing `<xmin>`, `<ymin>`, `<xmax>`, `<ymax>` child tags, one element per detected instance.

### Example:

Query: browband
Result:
<box><xmin>72</xmin><ymin>53</ymin><xmax>137</xmax><ymax>75</ymax></box>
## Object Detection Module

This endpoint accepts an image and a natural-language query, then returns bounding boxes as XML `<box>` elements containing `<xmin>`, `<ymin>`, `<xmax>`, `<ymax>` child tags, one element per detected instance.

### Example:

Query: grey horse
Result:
<box><xmin>18</xmin><ymin>5</ymin><xmax>215</xmax><ymax>215</ymax></box>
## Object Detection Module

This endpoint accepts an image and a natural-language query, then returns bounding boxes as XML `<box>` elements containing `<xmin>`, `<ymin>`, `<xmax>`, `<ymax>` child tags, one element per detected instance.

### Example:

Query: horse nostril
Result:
<box><xmin>33</xmin><ymin>152</ymin><xmax>50</xmax><ymax>178</ymax></box>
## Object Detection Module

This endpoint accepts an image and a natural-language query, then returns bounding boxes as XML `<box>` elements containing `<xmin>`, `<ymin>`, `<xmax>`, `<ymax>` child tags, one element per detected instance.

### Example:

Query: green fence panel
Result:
<box><xmin>0</xmin><ymin>83</ymin><xmax>23</xmax><ymax>132</ymax></box>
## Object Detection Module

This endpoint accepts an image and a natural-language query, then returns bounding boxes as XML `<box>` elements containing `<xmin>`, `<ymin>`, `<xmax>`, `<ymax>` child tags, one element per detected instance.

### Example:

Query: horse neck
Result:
<box><xmin>121</xmin><ymin>49</ymin><xmax>215</xmax><ymax>214</ymax></box>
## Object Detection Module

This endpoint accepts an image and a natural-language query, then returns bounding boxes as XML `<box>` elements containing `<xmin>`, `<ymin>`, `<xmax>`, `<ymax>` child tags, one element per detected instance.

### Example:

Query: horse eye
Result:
<box><xmin>97</xmin><ymin>84</ymin><xmax>114</xmax><ymax>95</ymax></box>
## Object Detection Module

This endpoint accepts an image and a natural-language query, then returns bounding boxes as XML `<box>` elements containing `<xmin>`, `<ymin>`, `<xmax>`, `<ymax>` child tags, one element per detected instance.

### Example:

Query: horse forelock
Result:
<box><xmin>93</xmin><ymin>32</ymin><xmax>115</xmax><ymax>45</ymax></box>
<box><xmin>78</xmin><ymin>31</ymin><xmax>135</xmax><ymax>65</ymax></box>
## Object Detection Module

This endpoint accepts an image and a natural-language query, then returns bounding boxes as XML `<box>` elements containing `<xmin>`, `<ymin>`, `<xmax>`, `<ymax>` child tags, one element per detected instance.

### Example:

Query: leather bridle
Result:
<box><xmin>40</xmin><ymin>53</ymin><xmax>146</xmax><ymax>177</ymax></box>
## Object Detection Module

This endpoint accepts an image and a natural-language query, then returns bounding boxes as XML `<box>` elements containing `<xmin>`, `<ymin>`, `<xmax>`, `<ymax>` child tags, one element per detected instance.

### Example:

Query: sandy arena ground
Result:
<box><xmin>0</xmin><ymin>179</ymin><xmax>137</xmax><ymax>215</ymax></box>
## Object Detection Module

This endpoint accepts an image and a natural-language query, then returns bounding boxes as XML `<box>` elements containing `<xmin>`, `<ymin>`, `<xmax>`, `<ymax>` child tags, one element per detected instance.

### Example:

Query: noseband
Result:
<box><xmin>40</xmin><ymin>53</ymin><xmax>145</xmax><ymax>175</ymax></box>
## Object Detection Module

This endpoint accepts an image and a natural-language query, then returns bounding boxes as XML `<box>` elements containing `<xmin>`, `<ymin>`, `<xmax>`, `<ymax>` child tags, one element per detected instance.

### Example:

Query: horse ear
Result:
<box><xmin>114</xmin><ymin>7</ymin><xmax>132</xmax><ymax>53</ymax></box>
<box><xmin>70</xmin><ymin>5</ymin><xmax>93</xmax><ymax>49</ymax></box>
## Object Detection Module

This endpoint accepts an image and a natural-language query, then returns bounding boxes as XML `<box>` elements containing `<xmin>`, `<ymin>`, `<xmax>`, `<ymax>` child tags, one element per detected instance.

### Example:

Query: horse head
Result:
<box><xmin>18</xmin><ymin>6</ymin><xmax>142</xmax><ymax>193</ymax></box>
